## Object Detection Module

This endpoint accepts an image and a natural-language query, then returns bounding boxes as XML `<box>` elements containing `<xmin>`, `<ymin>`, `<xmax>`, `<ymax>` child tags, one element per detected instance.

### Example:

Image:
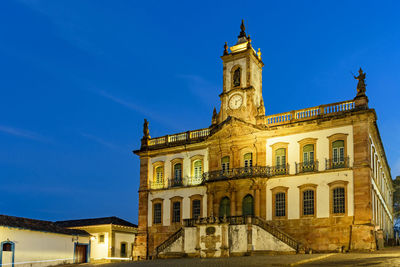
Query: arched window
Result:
<box><xmin>302</xmin><ymin>190</ymin><xmax>315</xmax><ymax>216</ymax></box>
<box><xmin>303</xmin><ymin>144</ymin><xmax>314</xmax><ymax>164</ymax></box>
<box><xmin>332</xmin><ymin>140</ymin><xmax>345</xmax><ymax>164</ymax></box>
<box><xmin>219</xmin><ymin>197</ymin><xmax>230</xmax><ymax>217</ymax></box>
<box><xmin>221</xmin><ymin>156</ymin><xmax>230</xmax><ymax>173</ymax></box>
<box><xmin>244</xmin><ymin>153</ymin><xmax>253</xmax><ymax>168</ymax></box>
<box><xmin>275</xmin><ymin>148</ymin><xmax>286</xmax><ymax>168</ymax></box>
<box><xmin>242</xmin><ymin>194</ymin><xmax>254</xmax><ymax>216</ymax></box>
<box><xmin>173</xmin><ymin>163</ymin><xmax>182</xmax><ymax>181</ymax></box>
<box><xmin>193</xmin><ymin>160</ymin><xmax>202</xmax><ymax>178</ymax></box>
<box><xmin>155</xmin><ymin>166</ymin><xmax>163</xmax><ymax>184</ymax></box>
<box><xmin>233</xmin><ymin>67</ymin><xmax>241</xmax><ymax>87</ymax></box>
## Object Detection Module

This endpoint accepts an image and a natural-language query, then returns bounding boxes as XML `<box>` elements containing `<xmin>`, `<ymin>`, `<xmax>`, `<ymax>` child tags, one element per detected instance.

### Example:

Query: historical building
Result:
<box><xmin>133</xmin><ymin>21</ymin><xmax>394</xmax><ymax>259</ymax></box>
<box><xmin>0</xmin><ymin>215</ymin><xmax>91</xmax><ymax>267</ymax></box>
<box><xmin>55</xmin><ymin>216</ymin><xmax>137</xmax><ymax>262</ymax></box>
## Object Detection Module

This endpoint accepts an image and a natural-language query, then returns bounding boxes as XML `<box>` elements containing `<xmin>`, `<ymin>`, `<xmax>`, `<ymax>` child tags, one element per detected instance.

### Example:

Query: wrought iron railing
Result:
<box><xmin>295</xmin><ymin>161</ymin><xmax>319</xmax><ymax>174</ymax></box>
<box><xmin>325</xmin><ymin>157</ymin><xmax>350</xmax><ymax>170</ymax></box>
<box><xmin>155</xmin><ymin>227</ymin><xmax>183</xmax><ymax>255</ymax></box>
<box><xmin>150</xmin><ymin>177</ymin><xmax>205</xmax><ymax>190</ymax></box>
<box><xmin>270</xmin><ymin>164</ymin><xmax>290</xmax><ymax>176</ymax></box>
<box><xmin>203</xmin><ymin>166</ymin><xmax>271</xmax><ymax>182</ymax></box>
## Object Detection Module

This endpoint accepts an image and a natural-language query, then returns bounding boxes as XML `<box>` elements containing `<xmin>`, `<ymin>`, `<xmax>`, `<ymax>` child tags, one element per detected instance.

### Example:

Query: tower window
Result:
<box><xmin>233</xmin><ymin>67</ymin><xmax>241</xmax><ymax>87</ymax></box>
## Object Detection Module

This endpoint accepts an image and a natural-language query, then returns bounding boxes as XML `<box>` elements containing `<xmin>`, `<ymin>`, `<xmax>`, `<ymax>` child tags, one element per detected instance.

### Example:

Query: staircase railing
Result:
<box><xmin>155</xmin><ymin>228</ymin><xmax>184</xmax><ymax>255</ymax></box>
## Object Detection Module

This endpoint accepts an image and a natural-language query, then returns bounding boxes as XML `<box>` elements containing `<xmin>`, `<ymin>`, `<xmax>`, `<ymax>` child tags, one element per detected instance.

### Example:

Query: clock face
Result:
<box><xmin>229</xmin><ymin>94</ymin><xmax>243</xmax><ymax>110</ymax></box>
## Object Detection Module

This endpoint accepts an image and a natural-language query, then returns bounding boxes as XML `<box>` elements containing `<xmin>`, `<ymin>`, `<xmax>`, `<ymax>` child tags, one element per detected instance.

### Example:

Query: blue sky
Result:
<box><xmin>1</xmin><ymin>0</ymin><xmax>399</xmax><ymax>224</ymax></box>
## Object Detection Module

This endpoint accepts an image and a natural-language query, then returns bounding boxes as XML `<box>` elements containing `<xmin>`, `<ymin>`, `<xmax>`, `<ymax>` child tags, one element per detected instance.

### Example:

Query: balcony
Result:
<box><xmin>325</xmin><ymin>157</ymin><xmax>350</xmax><ymax>170</ymax></box>
<box><xmin>149</xmin><ymin>177</ymin><xmax>204</xmax><ymax>190</ymax></box>
<box><xmin>295</xmin><ymin>161</ymin><xmax>319</xmax><ymax>174</ymax></box>
<box><xmin>203</xmin><ymin>165</ymin><xmax>289</xmax><ymax>182</ymax></box>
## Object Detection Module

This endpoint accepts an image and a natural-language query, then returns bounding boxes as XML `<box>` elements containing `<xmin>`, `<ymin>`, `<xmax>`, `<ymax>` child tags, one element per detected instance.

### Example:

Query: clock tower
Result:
<box><xmin>216</xmin><ymin>20</ymin><xmax>265</xmax><ymax>125</ymax></box>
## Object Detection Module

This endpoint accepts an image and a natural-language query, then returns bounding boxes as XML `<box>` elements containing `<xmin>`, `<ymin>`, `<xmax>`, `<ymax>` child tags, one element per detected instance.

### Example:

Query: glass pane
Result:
<box><xmin>244</xmin><ymin>153</ymin><xmax>252</xmax><ymax>160</ymax></box>
<box><xmin>332</xmin><ymin>140</ymin><xmax>344</xmax><ymax>148</ymax></box>
<box><xmin>303</xmin><ymin>144</ymin><xmax>314</xmax><ymax>153</ymax></box>
<box><xmin>333</xmin><ymin>187</ymin><xmax>345</xmax><ymax>214</ymax></box>
<box><xmin>303</xmin><ymin>190</ymin><xmax>314</xmax><ymax>215</ymax></box>
<box><xmin>221</xmin><ymin>156</ymin><xmax>230</xmax><ymax>164</ymax></box>
<box><xmin>304</xmin><ymin>152</ymin><xmax>308</xmax><ymax>163</ymax></box>
<box><xmin>192</xmin><ymin>200</ymin><xmax>201</xmax><ymax>219</ymax></box>
<box><xmin>275</xmin><ymin>193</ymin><xmax>285</xmax><ymax>217</ymax></box>
<box><xmin>276</xmin><ymin>148</ymin><xmax>285</xmax><ymax>156</ymax></box>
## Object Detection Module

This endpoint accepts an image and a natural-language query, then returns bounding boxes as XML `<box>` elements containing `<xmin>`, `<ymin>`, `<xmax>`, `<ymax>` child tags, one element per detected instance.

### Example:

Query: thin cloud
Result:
<box><xmin>177</xmin><ymin>74</ymin><xmax>218</xmax><ymax>107</ymax></box>
<box><xmin>92</xmin><ymin>88</ymin><xmax>181</xmax><ymax>130</ymax></box>
<box><xmin>0</xmin><ymin>125</ymin><xmax>50</xmax><ymax>142</ymax></box>
<box><xmin>80</xmin><ymin>132</ymin><xmax>120</xmax><ymax>151</ymax></box>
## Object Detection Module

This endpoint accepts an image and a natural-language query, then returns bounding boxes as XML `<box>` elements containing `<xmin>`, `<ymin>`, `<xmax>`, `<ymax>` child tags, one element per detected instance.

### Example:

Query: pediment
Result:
<box><xmin>208</xmin><ymin>116</ymin><xmax>263</xmax><ymax>140</ymax></box>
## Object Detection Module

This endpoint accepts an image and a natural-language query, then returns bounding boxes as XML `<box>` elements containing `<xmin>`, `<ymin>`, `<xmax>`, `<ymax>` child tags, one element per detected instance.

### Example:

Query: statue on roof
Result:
<box><xmin>354</xmin><ymin>68</ymin><xmax>366</xmax><ymax>97</ymax></box>
<box><xmin>143</xmin><ymin>119</ymin><xmax>150</xmax><ymax>139</ymax></box>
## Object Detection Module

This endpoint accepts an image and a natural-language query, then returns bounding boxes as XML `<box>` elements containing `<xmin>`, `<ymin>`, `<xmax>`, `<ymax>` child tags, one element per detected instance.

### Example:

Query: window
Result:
<box><xmin>120</xmin><ymin>242</ymin><xmax>127</xmax><ymax>257</ymax></box>
<box><xmin>275</xmin><ymin>148</ymin><xmax>286</xmax><ymax>168</ymax></box>
<box><xmin>192</xmin><ymin>199</ymin><xmax>201</xmax><ymax>219</ymax></box>
<box><xmin>155</xmin><ymin>166</ymin><xmax>163</xmax><ymax>184</ymax></box>
<box><xmin>303</xmin><ymin>144</ymin><xmax>314</xmax><ymax>164</ymax></box>
<box><xmin>275</xmin><ymin>193</ymin><xmax>286</xmax><ymax>217</ymax></box>
<box><xmin>332</xmin><ymin>140</ymin><xmax>345</xmax><ymax>163</ymax></box>
<box><xmin>233</xmin><ymin>67</ymin><xmax>241</xmax><ymax>87</ymax></box>
<box><xmin>173</xmin><ymin>163</ymin><xmax>182</xmax><ymax>181</ymax></box>
<box><xmin>2</xmin><ymin>242</ymin><xmax>12</xmax><ymax>251</ymax></box>
<box><xmin>244</xmin><ymin>153</ymin><xmax>253</xmax><ymax>168</ymax></box>
<box><xmin>99</xmin><ymin>234</ymin><xmax>105</xmax><ymax>243</ymax></box>
<box><xmin>333</xmin><ymin>187</ymin><xmax>345</xmax><ymax>214</ymax></box>
<box><xmin>221</xmin><ymin>156</ymin><xmax>230</xmax><ymax>173</ymax></box>
<box><xmin>303</xmin><ymin>190</ymin><xmax>315</xmax><ymax>216</ymax></box>
<box><xmin>219</xmin><ymin>197</ymin><xmax>230</xmax><ymax>217</ymax></box>
<box><xmin>242</xmin><ymin>194</ymin><xmax>254</xmax><ymax>216</ymax></box>
<box><xmin>193</xmin><ymin>160</ymin><xmax>202</xmax><ymax>178</ymax></box>
<box><xmin>153</xmin><ymin>203</ymin><xmax>162</xmax><ymax>224</ymax></box>
<box><xmin>172</xmin><ymin>201</ymin><xmax>181</xmax><ymax>223</ymax></box>
<box><xmin>328</xmin><ymin>180</ymin><xmax>348</xmax><ymax>216</ymax></box>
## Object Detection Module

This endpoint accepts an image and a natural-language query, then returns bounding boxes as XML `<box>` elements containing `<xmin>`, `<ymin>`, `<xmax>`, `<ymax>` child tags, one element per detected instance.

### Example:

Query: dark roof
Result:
<box><xmin>0</xmin><ymin>215</ymin><xmax>89</xmax><ymax>236</ymax></box>
<box><xmin>55</xmin><ymin>216</ymin><xmax>137</xmax><ymax>228</ymax></box>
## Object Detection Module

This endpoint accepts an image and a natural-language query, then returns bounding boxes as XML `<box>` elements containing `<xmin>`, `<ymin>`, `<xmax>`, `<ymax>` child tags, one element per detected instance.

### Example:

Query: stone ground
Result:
<box><xmin>77</xmin><ymin>247</ymin><xmax>400</xmax><ymax>267</ymax></box>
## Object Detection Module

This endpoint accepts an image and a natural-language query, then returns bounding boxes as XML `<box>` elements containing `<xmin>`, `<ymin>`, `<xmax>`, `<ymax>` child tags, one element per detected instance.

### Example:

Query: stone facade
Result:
<box><xmin>133</xmin><ymin>23</ymin><xmax>394</xmax><ymax>259</ymax></box>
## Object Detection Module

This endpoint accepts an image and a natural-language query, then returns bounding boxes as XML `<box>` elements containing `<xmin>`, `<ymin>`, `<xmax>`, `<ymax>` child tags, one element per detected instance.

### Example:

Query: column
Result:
<box><xmin>230</xmin><ymin>189</ymin><xmax>236</xmax><ymax>216</ymax></box>
<box><xmin>254</xmin><ymin>187</ymin><xmax>260</xmax><ymax>217</ymax></box>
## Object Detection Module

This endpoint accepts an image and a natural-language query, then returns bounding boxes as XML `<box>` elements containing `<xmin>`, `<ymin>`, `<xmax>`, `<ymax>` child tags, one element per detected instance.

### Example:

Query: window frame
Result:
<box><xmin>328</xmin><ymin>180</ymin><xmax>349</xmax><ymax>217</ymax></box>
<box><xmin>152</xmin><ymin>161</ymin><xmax>165</xmax><ymax>189</ymax></box>
<box><xmin>270</xmin><ymin>142</ymin><xmax>289</xmax><ymax>168</ymax></box>
<box><xmin>151</xmin><ymin>198</ymin><xmax>164</xmax><ymax>225</ymax></box>
<box><xmin>120</xmin><ymin>242</ymin><xmax>128</xmax><ymax>257</ymax></box>
<box><xmin>170</xmin><ymin>196</ymin><xmax>183</xmax><ymax>224</ymax></box>
<box><xmin>271</xmin><ymin>186</ymin><xmax>289</xmax><ymax>220</ymax></box>
<box><xmin>221</xmin><ymin>156</ymin><xmax>230</xmax><ymax>173</ymax></box>
<box><xmin>98</xmin><ymin>234</ymin><xmax>105</xmax><ymax>243</ymax></box>
<box><xmin>231</xmin><ymin>64</ymin><xmax>242</xmax><ymax>88</ymax></box>
<box><xmin>243</xmin><ymin>153</ymin><xmax>253</xmax><ymax>168</ymax></box>
<box><xmin>190</xmin><ymin>155</ymin><xmax>204</xmax><ymax>184</ymax></box>
<box><xmin>170</xmin><ymin>158</ymin><xmax>183</xmax><ymax>182</ymax></box>
<box><xmin>298</xmin><ymin>138</ymin><xmax>317</xmax><ymax>164</ymax></box>
<box><xmin>189</xmin><ymin>194</ymin><xmax>203</xmax><ymax>219</ymax></box>
<box><xmin>298</xmin><ymin>184</ymin><xmax>317</xmax><ymax>218</ymax></box>
<box><xmin>219</xmin><ymin>196</ymin><xmax>231</xmax><ymax>217</ymax></box>
<box><xmin>327</xmin><ymin>133</ymin><xmax>348</xmax><ymax>163</ymax></box>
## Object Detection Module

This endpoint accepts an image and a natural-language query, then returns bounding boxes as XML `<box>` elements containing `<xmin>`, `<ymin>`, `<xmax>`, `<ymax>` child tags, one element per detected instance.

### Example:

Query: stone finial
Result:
<box><xmin>223</xmin><ymin>42</ymin><xmax>229</xmax><ymax>56</ymax></box>
<box><xmin>247</xmin><ymin>35</ymin><xmax>252</xmax><ymax>49</ymax></box>
<box><xmin>238</xmin><ymin>19</ymin><xmax>246</xmax><ymax>38</ymax></box>
<box><xmin>211</xmin><ymin>107</ymin><xmax>218</xmax><ymax>125</ymax></box>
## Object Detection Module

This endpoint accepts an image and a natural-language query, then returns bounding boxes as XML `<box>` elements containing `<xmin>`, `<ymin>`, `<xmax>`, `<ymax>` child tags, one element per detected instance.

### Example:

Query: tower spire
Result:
<box><xmin>238</xmin><ymin>19</ymin><xmax>246</xmax><ymax>38</ymax></box>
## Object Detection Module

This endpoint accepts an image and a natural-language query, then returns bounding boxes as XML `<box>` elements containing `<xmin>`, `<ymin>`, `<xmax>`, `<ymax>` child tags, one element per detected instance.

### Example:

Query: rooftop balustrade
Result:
<box><xmin>144</xmin><ymin>100</ymin><xmax>356</xmax><ymax>149</ymax></box>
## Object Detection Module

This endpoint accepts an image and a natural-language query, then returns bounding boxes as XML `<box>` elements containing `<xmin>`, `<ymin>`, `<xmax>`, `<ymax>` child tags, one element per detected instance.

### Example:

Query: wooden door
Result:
<box><xmin>75</xmin><ymin>245</ymin><xmax>87</xmax><ymax>263</ymax></box>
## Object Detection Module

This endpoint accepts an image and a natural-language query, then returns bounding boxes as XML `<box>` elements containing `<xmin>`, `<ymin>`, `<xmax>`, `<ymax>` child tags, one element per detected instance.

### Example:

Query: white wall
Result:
<box><xmin>266</xmin><ymin>170</ymin><xmax>354</xmax><ymax>220</ymax></box>
<box><xmin>148</xmin><ymin>186</ymin><xmax>207</xmax><ymax>226</ymax></box>
<box><xmin>149</xmin><ymin>148</ymin><xmax>208</xmax><ymax>187</ymax></box>
<box><xmin>90</xmin><ymin>232</ymin><xmax>108</xmax><ymax>260</ymax></box>
<box><xmin>266</xmin><ymin>125</ymin><xmax>354</xmax><ymax>173</ymax></box>
<box><xmin>114</xmin><ymin>232</ymin><xmax>135</xmax><ymax>258</ymax></box>
<box><xmin>0</xmin><ymin>227</ymin><xmax>89</xmax><ymax>267</ymax></box>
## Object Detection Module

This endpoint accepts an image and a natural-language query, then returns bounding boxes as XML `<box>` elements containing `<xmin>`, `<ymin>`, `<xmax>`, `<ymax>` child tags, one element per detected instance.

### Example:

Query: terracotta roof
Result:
<box><xmin>55</xmin><ymin>216</ymin><xmax>137</xmax><ymax>228</ymax></box>
<box><xmin>0</xmin><ymin>215</ymin><xmax>90</xmax><ymax>236</ymax></box>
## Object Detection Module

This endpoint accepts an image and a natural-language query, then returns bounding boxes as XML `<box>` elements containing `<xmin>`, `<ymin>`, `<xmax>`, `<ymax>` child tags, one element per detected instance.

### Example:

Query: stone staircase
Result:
<box><xmin>155</xmin><ymin>216</ymin><xmax>302</xmax><ymax>258</ymax></box>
